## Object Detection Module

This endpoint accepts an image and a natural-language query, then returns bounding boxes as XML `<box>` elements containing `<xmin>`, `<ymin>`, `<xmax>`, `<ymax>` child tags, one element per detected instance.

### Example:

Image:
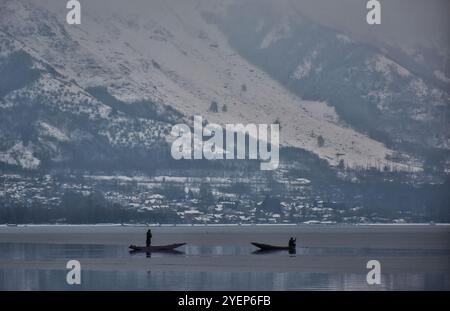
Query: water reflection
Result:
<box><xmin>128</xmin><ymin>249</ymin><xmax>186</xmax><ymax>258</ymax></box>
<box><xmin>0</xmin><ymin>242</ymin><xmax>448</xmax><ymax>290</ymax></box>
<box><xmin>1</xmin><ymin>243</ymin><xmax>447</xmax><ymax>260</ymax></box>
<box><xmin>0</xmin><ymin>269</ymin><xmax>447</xmax><ymax>291</ymax></box>
<box><xmin>252</xmin><ymin>249</ymin><xmax>296</xmax><ymax>256</ymax></box>
<box><xmin>0</xmin><ymin>243</ymin><xmax>128</xmax><ymax>260</ymax></box>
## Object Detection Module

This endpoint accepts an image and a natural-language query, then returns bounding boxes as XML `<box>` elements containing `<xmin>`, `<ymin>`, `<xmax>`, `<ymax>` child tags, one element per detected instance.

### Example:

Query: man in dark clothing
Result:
<box><xmin>288</xmin><ymin>237</ymin><xmax>296</xmax><ymax>249</ymax></box>
<box><xmin>146</xmin><ymin>229</ymin><xmax>152</xmax><ymax>247</ymax></box>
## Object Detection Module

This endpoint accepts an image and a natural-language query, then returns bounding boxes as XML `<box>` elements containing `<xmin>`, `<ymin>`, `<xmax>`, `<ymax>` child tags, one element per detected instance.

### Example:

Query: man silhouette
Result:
<box><xmin>146</xmin><ymin>229</ymin><xmax>152</xmax><ymax>247</ymax></box>
<box><xmin>288</xmin><ymin>237</ymin><xmax>296</xmax><ymax>250</ymax></box>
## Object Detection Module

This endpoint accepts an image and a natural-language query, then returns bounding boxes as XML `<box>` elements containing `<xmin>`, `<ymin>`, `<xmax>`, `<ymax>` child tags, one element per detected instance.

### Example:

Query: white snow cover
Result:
<box><xmin>0</xmin><ymin>142</ymin><xmax>40</xmax><ymax>169</ymax></box>
<box><xmin>292</xmin><ymin>59</ymin><xmax>313</xmax><ymax>80</ymax></box>
<box><xmin>434</xmin><ymin>70</ymin><xmax>450</xmax><ymax>84</ymax></box>
<box><xmin>368</xmin><ymin>55</ymin><xmax>411</xmax><ymax>79</ymax></box>
<box><xmin>260</xmin><ymin>16</ymin><xmax>291</xmax><ymax>49</ymax></box>
<box><xmin>39</xmin><ymin>122</ymin><xmax>69</xmax><ymax>142</ymax></box>
<box><xmin>0</xmin><ymin>0</ymin><xmax>416</xmax><ymax>170</ymax></box>
<box><xmin>336</xmin><ymin>34</ymin><xmax>353</xmax><ymax>44</ymax></box>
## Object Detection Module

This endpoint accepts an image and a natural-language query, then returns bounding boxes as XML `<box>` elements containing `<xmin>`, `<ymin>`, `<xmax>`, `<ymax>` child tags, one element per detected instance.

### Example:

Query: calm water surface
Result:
<box><xmin>0</xmin><ymin>242</ymin><xmax>448</xmax><ymax>290</ymax></box>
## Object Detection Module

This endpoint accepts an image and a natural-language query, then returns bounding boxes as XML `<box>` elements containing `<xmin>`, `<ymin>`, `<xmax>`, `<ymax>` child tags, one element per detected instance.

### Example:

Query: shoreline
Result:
<box><xmin>1</xmin><ymin>223</ymin><xmax>449</xmax><ymax>227</ymax></box>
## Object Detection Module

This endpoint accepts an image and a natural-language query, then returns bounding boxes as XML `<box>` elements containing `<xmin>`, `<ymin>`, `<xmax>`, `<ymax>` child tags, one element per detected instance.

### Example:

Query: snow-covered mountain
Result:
<box><xmin>0</xmin><ymin>0</ymin><xmax>448</xmax><ymax>172</ymax></box>
<box><xmin>218</xmin><ymin>0</ymin><xmax>449</xmax><ymax>157</ymax></box>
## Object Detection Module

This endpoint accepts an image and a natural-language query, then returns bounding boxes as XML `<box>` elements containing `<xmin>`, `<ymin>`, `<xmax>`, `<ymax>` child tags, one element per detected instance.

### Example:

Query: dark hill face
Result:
<box><xmin>0</xmin><ymin>51</ymin><xmax>40</xmax><ymax>98</ymax></box>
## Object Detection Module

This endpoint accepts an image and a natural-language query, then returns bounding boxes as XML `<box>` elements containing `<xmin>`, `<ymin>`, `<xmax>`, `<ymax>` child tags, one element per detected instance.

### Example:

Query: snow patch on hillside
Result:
<box><xmin>292</xmin><ymin>59</ymin><xmax>312</xmax><ymax>80</ymax></box>
<box><xmin>39</xmin><ymin>122</ymin><xmax>69</xmax><ymax>142</ymax></box>
<box><xmin>368</xmin><ymin>55</ymin><xmax>411</xmax><ymax>79</ymax></box>
<box><xmin>260</xmin><ymin>17</ymin><xmax>291</xmax><ymax>49</ymax></box>
<box><xmin>0</xmin><ymin>142</ymin><xmax>40</xmax><ymax>169</ymax></box>
<box><xmin>434</xmin><ymin>70</ymin><xmax>450</xmax><ymax>84</ymax></box>
<box><xmin>336</xmin><ymin>34</ymin><xmax>353</xmax><ymax>44</ymax></box>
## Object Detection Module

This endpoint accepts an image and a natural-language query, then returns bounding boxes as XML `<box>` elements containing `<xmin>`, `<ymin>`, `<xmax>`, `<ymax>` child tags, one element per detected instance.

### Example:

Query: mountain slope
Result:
<box><xmin>217</xmin><ymin>0</ymin><xmax>449</xmax><ymax>164</ymax></box>
<box><xmin>0</xmin><ymin>30</ymin><xmax>174</xmax><ymax>171</ymax></box>
<box><xmin>0</xmin><ymin>0</ymin><xmax>432</xmax><ymax>171</ymax></box>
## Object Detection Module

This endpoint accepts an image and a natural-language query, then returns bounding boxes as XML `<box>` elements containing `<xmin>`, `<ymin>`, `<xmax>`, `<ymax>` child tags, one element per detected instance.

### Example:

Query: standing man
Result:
<box><xmin>146</xmin><ymin>229</ymin><xmax>152</xmax><ymax>247</ymax></box>
<box><xmin>288</xmin><ymin>237</ymin><xmax>296</xmax><ymax>250</ymax></box>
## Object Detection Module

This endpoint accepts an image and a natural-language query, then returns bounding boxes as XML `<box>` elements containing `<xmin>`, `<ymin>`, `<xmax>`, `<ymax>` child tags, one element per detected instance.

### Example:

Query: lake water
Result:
<box><xmin>0</xmin><ymin>225</ymin><xmax>448</xmax><ymax>290</ymax></box>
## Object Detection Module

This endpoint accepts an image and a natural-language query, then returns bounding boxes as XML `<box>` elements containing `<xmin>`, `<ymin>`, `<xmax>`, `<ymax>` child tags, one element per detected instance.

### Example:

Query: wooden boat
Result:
<box><xmin>251</xmin><ymin>242</ymin><xmax>293</xmax><ymax>251</ymax></box>
<box><xmin>128</xmin><ymin>243</ymin><xmax>186</xmax><ymax>252</ymax></box>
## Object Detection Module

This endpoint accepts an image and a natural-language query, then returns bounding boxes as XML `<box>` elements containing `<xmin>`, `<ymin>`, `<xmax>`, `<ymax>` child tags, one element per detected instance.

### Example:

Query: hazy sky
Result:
<box><xmin>287</xmin><ymin>0</ymin><xmax>449</xmax><ymax>52</ymax></box>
